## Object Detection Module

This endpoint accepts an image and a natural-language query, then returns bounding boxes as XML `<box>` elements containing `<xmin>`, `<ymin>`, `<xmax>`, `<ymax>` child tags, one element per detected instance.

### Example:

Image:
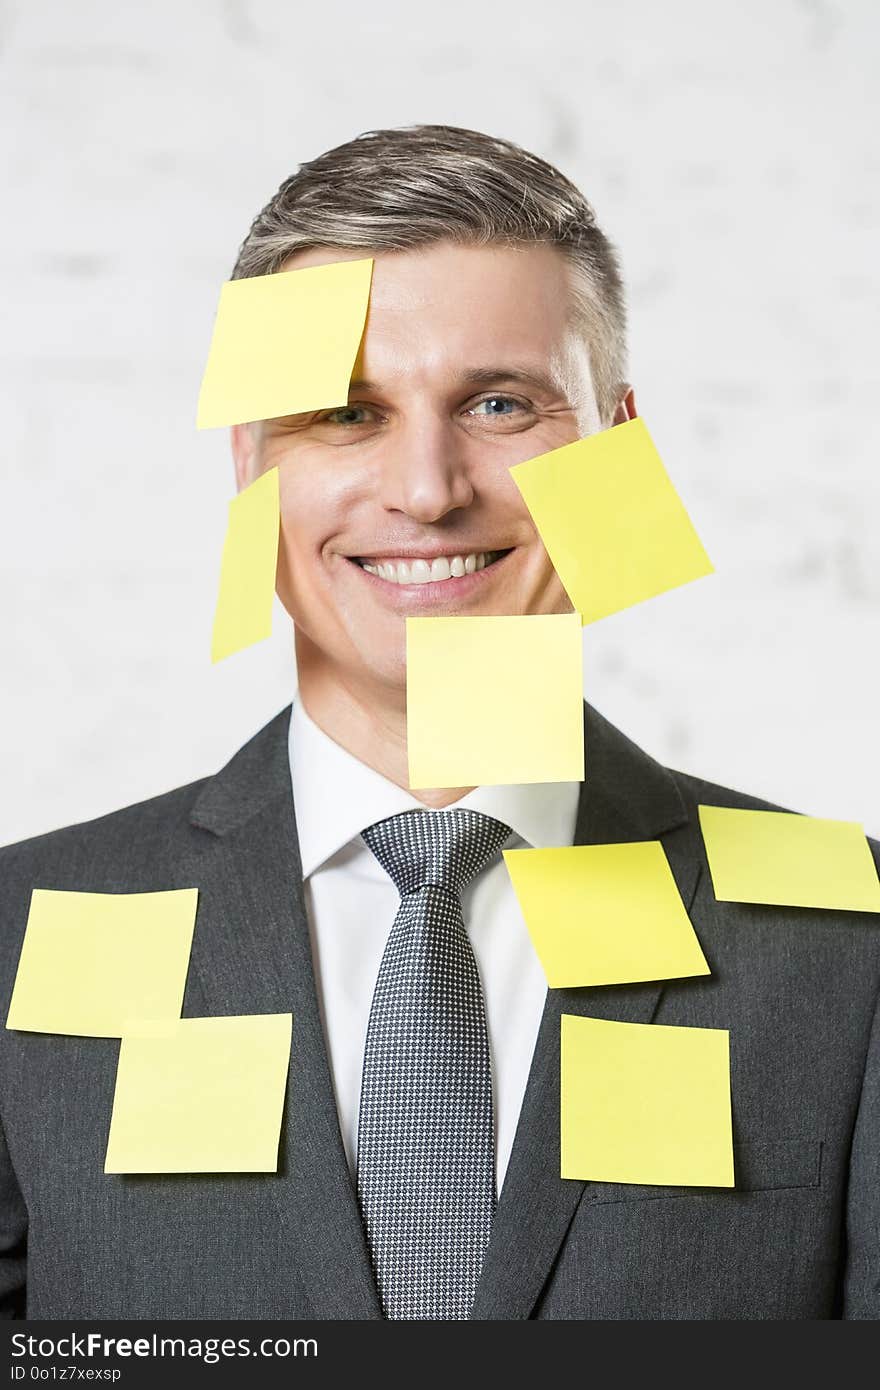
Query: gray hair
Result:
<box><xmin>232</xmin><ymin>124</ymin><xmax>627</xmax><ymax>422</ymax></box>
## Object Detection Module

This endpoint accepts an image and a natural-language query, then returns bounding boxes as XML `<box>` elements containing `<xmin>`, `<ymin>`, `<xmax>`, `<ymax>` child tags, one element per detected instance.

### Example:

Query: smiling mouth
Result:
<box><xmin>348</xmin><ymin>548</ymin><xmax>514</xmax><ymax>586</ymax></box>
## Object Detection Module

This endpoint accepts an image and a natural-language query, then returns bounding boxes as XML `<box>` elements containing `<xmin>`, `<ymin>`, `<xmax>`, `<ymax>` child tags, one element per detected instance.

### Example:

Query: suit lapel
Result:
<box><xmin>186</xmin><ymin>708</ymin><xmax>381</xmax><ymax>1319</ymax></box>
<box><xmin>184</xmin><ymin>701</ymin><xmax>703</xmax><ymax>1322</ymax></box>
<box><xmin>471</xmin><ymin>703</ymin><xmax>702</xmax><ymax>1320</ymax></box>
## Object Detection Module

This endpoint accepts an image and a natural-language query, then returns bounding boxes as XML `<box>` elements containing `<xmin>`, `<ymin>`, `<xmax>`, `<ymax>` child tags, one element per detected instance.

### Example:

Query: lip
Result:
<box><xmin>347</xmin><ymin>547</ymin><xmax>511</xmax><ymax>562</ymax></box>
<box><xmin>343</xmin><ymin>548</ymin><xmax>517</xmax><ymax>608</ymax></box>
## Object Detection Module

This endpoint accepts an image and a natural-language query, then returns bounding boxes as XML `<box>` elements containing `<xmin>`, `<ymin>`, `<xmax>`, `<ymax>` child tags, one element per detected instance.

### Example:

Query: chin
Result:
<box><xmin>355</xmin><ymin>649</ymin><xmax>408</xmax><ymax>694</ymax></box>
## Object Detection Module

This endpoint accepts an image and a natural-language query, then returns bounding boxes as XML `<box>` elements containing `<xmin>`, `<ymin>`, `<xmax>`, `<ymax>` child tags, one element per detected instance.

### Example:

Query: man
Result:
<box><xmin>1</xmin><ymin>125</ymin><xmax>878</xmax><ymax>1321</ymax></box>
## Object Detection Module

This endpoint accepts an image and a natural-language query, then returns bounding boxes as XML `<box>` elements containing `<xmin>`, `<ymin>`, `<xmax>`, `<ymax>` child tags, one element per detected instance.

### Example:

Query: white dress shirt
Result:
<box><xmin>288</xmin><ymin>692</ymin><xmax>582</xmax><ymax>1197</ymax></box>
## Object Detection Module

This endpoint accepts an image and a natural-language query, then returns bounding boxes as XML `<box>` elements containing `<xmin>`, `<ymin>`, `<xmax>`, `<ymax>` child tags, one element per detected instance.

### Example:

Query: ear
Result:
<box><xmin>230</xmin><ymin>422</ymin><xmax>261</xmax><ymax>492</ymax></box>
<box><xmin>611</xmin><ymin>386</ymin><xmax>637</xmax><ymax>426</ymax></box>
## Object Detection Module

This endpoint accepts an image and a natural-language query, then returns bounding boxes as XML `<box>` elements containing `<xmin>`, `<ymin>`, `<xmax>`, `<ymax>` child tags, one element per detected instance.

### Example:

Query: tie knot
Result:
<box><xmin>361</xmin><ymin>808</ymin><xmax>512</xmax><ymax>898</ymax></box>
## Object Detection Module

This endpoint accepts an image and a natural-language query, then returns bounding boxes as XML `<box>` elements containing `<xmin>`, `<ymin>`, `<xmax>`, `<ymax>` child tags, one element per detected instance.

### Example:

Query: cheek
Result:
<box><xmin>276</xmin><ymin>477</ymin><xmax>308</xmax><ymax>573</ymax></box>
<box><xmin>274</xmin><ymin>468</ymin><xmax>334</xmax><ymax>612</ymax></box>
<box><xmin>275</xmin><ymin>459</ymin><xmax>339</xmax><ymax>562</ymax></box>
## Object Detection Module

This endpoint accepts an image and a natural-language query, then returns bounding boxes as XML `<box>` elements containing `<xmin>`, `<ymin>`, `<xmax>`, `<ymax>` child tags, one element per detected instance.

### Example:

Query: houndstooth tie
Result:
<box><xmin>357</xmin><ymin>808</ymin><xmax>512</xmax><ymax>1320</ymax></box>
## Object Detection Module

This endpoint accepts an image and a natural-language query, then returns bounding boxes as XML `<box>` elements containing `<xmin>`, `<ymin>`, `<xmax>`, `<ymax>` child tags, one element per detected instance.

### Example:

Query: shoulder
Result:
<box><xmin>0</xmin><ymin>776</ymin><xmax>209</xmax><ymax>876</ymax></box>
<box><xmin>0</xmin><ymin>704</ymin><xmax>293</xmax><ymax>979</ymax></box>
<box><xmin>669</xmin><ymin>766</ymin><xmax>796</xmax><ymax>819</ymax></box>
<box><xmin>663</xmin><ymin>765</ymin><xmax>880</xmax><ymax>1039</ymax></box>
<box><xmin>0</xmin><ymin>777</ymin><xmax>210</xmax><ymax>975</ymax></box>
<box><xmin>0</xmin><ymin>703</ymin><xmax>294</xmax><ymax>890</ymax></box>
<box><xmin>667</xmin><ymin>765</ymin><xmax>880</xmax><ymax>870</ymax></box>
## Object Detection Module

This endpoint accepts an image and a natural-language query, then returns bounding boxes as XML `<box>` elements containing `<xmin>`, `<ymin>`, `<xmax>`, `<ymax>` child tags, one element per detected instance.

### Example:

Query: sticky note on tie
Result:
<box><xmin>698</xmin><ymin>805</ymin><xmax>880</xmax><ymax>912</ymax></box>
<box><xmin>197</xmin><ymin>258</ymin><xmax>373</xmax><ymax>429</ymax></box>
<box><xmin>561</xmin><ymin>1014</ymin><xmax>734</xmax><ymax>1186</ymax></box>
<box><xmin>5</xmin><ymin>888</ymin><xmax>198</xmax><ymax>1037</ymax></box>
<box><xmin>509</xmin><ymin>418</ymin><xmax>713</xmax><ymax>625</ymax></box>
<box><xmin>406</xmin><ymin>612</ymin><xmax>584</xmax><ymax>788</ymax></box>
<box><xmin>503</xmin><ymin>841</ymin><xmax>709</xmax><ymax>987</ymax></box>
<box><xmin>104</xmin><ymin>1013</ymin><xmax>293</xmax><ymax>1173</ymax></box>
<box><xmin>211</xmin><ymin>466</ymin><xmax>280</xmax><ymax>663</ymax></box>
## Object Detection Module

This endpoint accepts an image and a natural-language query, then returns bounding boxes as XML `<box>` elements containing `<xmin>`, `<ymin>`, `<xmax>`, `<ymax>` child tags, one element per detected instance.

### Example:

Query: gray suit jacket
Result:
<box><xmin>1</xmin><ymin>702</ymin><xmax>878</xmax><ymax>1320</ymax></box>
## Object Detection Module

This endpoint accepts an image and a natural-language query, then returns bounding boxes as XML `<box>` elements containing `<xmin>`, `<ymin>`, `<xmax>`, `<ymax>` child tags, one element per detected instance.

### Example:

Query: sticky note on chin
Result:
<box><xmin>197</xmin><ymin>258</ymin><xmax>373</xmax><ymax>429</ymax></box>
<box><xmin>699</xmin><ymin>805</ymin><xmax>880</xmax><ymax>912</ymax></box>
<box><xmin>510</xmin><ymin>418</ymin><xmax>713</xmax><ymax>625</ymax></box>
<box><xmin>211</xmin><ymin>466</ymin><xmax>280</xmax><ymax>663</ymax></box>
<box><xmin>406</xmin><ymin>612</ymin><xmax>584</xmax><ymax>788</ymax></box>
<box><xmin>104</xmin><ymin>1013</ymin><xmax>293</xmax><ymax>1174</ymax></box>
<box><xmin>5</xmin><ymin>888</ymin><xmax>198</xmax><ymax>1038</ymax></box>
<box><xmin>561</xmin><ymin>1014</ymin><xmax>734</xmax><ymax>1187</ymax></box>
<box><xmin>504</xmin><ymin>841</ymin><xmax>709</xmax><ymax>988</ymax></box>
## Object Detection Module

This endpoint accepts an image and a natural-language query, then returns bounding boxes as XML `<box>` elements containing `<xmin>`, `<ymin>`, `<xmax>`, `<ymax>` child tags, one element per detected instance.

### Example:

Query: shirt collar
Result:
<box><xmin>289</xmin><ymin>690</ymin><xmax>582</xmax><ymax>878</ymax></box>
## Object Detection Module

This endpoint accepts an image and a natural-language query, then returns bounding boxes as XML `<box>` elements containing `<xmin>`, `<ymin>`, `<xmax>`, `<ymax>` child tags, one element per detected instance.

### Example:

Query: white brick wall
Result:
<box><xmin>1</xmin><ymin>0</ymin><xmax>878</xmax><ymax>843</ymax></box>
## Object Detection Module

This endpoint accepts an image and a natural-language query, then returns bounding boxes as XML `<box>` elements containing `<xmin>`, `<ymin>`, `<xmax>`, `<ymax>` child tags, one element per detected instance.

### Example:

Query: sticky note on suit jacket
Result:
<box><xmin>561</xmin><ymin>1014</ymin><xmax>734</xmax><ymax>1187</ymax></box>
<box><xmin>104</xmin><ymin>1013</ymin><xmax>293</xmax><ymax>1174</ymax></box>
<box><xmin>5</xmin><ymin>888</ymin><xmax>198</xmax><ymax>1037</ymax></box>
<box><xmin>503</xmin><ymin>840</ymin><xmax>709</xmax><ymax>987</ymax></box>
<box><xmin>699</xmin><ymin>804</ymin><xmax>880</xmax><ymax>912</ymax></box>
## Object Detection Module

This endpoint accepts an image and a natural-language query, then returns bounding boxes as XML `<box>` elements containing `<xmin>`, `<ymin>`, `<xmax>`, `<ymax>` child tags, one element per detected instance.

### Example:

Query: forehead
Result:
<box><xmin>280</xmin><ymin>240</ymin><xmax>580</xmax><ymax>374</ymax></box>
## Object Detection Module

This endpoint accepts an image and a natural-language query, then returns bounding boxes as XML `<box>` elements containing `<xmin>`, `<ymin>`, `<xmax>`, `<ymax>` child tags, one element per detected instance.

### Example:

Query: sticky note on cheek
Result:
<box><xmin>561</xmin><ymin>1014</ymin><xmax>734</xmax><ymax>1187</ymax></box>
<box><xmin>104</xmin><ymin>1014</ymin><xmax>293</xmax><ymax>1174</ymax></box>
<box><xmin>510</xmin><ymin>418</ymin><xmax>713</xmax><ymax>625</ymax></box>
<box><xmin>211</xmin><ymin>466</ymin><xmax>280</xmax><ymax>664</ymax></box>
<box><xmin>197</xmin><ymin>258</ymin><xmax>373</xmax><ymax>429</ymax></box>
<box><xmin>5</xmin><ymin>888</ymin><xmax>198</xmax><ymax>1038</ymax></box>
<box><xmin>406</xmin><ymin>612</ymin><xmax>585</xmax><ymax>788</ymax></box>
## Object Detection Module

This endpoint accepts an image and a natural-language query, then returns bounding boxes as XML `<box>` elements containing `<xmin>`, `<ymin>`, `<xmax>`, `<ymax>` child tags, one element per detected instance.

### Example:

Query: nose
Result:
<box><xmin>378</xmin><ymin>413</ymin><xmax>475</xmax><ymax>523</ymax></box>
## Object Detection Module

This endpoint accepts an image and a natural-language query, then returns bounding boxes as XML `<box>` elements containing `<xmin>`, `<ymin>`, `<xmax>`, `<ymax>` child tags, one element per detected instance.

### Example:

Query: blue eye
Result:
<box><xmin>471</xmin><ymin>396</ymin><xmax>523</xmax><ymax>416</ymax></box>
<box><xmin>323</xmin><ymin>405</ymin><xmax>372</xmax><ymax>425</ymax></box>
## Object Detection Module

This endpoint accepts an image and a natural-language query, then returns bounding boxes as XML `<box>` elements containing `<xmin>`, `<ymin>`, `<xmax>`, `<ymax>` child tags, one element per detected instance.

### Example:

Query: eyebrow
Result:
<box><xmin>347</xmin><ymin>366</ymin><xmax>564</xmax><ymax>397</ymax></box>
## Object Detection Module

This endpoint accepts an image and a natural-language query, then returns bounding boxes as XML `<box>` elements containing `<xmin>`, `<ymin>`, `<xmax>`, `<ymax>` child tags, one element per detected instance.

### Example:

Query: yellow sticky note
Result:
<box><xmin>211</xmin><ymin>466</ymin><xmax>280</xmax><ymax>663</ymax></box>
<box><xmin>510</xmin><ymin>418</ymin><xmax>713</xmax><ymax>624</ymax></box>
<box><xmin>104</xmin><ymin>1013</ymin><xmax>293</xmax><ymax>1174</ymax></box>
<box><xmin>699</xmin><ymin>805</ymin><xmax>880</xmax><ymax>912</ymax></box>
<box><xmin>197</xmin><ymin>258</ymin><xmax>373</xmax><ymax>429</ymax></box>
<box><xmin>5</xmin><ymin>888</ymin><xmax>197</xmax><ymax>1037</ymax></box>
<box><xmin>406</xmin><ymin>612</ymin><xmax>584</xmax><ymax>788</ymax></box>
<box><xmin>561</xmin><ymin>1014</ymin><xmax>734</xmax><ymax>1186</ymax></box>
<box><xmin>504</xmin><ymin>841</ymin><xmax>709</xmax><ymax>987</ymax></box>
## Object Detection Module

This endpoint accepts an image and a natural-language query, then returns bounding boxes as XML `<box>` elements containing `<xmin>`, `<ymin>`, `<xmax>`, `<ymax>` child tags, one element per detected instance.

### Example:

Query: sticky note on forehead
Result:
<box><xmin>211</xmin><ymin>466</ymin><xmax>280</xmax><ymax>663</ymax></box>
<box><xmin>561</xmin><ymin>1014</ymin><xmax>734</xmax><ymax>1187</ymax></box>
<box><xmin>104</xmin><ymin>1013</ymin><xmax>292</xmax><ymax>1173</ymax></box>
<box><xmin>699</xmin><ymin>805</ymin><xmax>880</xmax><ymax>912</ymax></box>
<box><xmin>510</xmin><ymin>418</ymin><xmax>713</xmax><ymax>625</ymax></box>
<box><xmin>197</xmin><ymin>258</ymin><xmax>373</xmax><ymax>429</ymax></box>
<box><xmin>5</xmin><ymin>888</ymin><xmax>198</xmax><ymax>1037</ymax></box>
<box><xmin>503</xmin><ymin>841</ymin><xmax>709</xmax><ymax>988</ymax></box>
<box><xmin>406</xmin><ymin>612</ymin><xmax>584</xmax><ymax>788</ymax></box>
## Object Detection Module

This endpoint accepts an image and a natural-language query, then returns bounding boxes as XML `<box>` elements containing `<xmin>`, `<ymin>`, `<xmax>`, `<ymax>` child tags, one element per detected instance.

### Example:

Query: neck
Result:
<box><xmin>295</xmin><ymin>641</ymin><xmax>475</xmax><ymax>809</ymax></box>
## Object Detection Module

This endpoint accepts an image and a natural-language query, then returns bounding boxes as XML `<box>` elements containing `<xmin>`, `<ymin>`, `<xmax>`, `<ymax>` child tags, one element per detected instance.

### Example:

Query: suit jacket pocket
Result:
<box><xmin>583</xmin><ymin>1138</ymin><xmax>823</xmax><ymax>1206</ymax></box>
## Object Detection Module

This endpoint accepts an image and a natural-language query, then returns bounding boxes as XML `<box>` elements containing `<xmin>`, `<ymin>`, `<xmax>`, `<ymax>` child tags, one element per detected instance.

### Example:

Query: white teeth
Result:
<box><xmin>359</xmin><ymin>549</ymin><xmax>506</xmax><ymax>584</ymax></box>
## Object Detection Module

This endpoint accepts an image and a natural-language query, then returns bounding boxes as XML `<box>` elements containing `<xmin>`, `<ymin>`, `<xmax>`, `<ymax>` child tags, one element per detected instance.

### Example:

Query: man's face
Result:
<box><xmin>232</xmin><ymin>240</ymin><xmax>609</xmax><ymax>697</ymax></box>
